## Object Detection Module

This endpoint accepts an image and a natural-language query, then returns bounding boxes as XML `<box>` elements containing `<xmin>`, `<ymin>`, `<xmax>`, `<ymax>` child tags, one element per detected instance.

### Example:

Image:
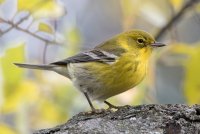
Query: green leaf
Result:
<box><xmin>38</xmin><ymin>22</ymin><xmax>53</xmax><ymax>34</ymax></box>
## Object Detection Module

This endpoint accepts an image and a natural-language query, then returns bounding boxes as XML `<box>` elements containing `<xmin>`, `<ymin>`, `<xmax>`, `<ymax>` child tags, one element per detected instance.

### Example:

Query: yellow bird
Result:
<box><xmin>14</xmin><ymin>30</ymin><xmax>165</xmax><ymax>111</ymax></box>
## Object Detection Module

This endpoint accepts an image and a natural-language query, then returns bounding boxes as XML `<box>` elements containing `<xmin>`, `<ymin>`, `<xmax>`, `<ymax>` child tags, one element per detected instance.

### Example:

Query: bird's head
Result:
<box><xmin>118</xmin><ymin>30</ymin><xmax>165</xmax><ymax>59</ymax></box>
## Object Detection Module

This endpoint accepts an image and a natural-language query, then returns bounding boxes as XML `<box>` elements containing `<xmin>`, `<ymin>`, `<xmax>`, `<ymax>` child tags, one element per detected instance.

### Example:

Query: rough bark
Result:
<box><xmin>34</xmin><ymin>104</ymin><xmax>200</xmax><ymax>134</ymax></box>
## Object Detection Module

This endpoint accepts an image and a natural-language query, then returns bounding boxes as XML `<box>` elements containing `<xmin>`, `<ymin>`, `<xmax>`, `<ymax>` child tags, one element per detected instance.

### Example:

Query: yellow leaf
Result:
<box><xmin>38</xmin><ymin>22</ymin><xmax>53</xmax><ymax>34</ymax></box>
<box><xmin>0</xmin><ymin>43</ymin><xmax>25</xmax><ymax>95</ymax></box>
<box><xmin>0</xmin><ymin>124</ymin><xmax>16</xmax><ymax>134</ymax></box>
<box><xmin>18</xmin><ymin>0</ymin><xmax>64</xmax><ymax>18</ymax></box>
<box><xmin>121</xmin><ymin>0</ymin><xmax>135</xmax><ymax>17</ymax></box>
<box><xmin>183</xmin><ymin>45</ymin><xmax>200</xmax><ymax>104</ymax></box>
<box><xmin>0</xmin><ymin>0</ymin><xmax>5</xmax><ymax>4</ymax></box>
<box><xmin>170</xmin><ymin>0</ymin><xmax>183</xmax><ymax>10</ymax></box>
<box><xmin>66</xmin><ymin>26</ymin><xmax>81</xmax><ymax>55</ymax></box>
<box><xmin>120</xmin><ymin>0</ymin><xmax>138</xmax><ymax>30</ymax></box>
<box><xmin>2</xmin><ymin>80</ymin><xmax>39</xmax><ymax>112</ymax></box>
<box><xmin>195</xmin><ymin>3</ymin><xmax>200</xmax><ymax>13</ymax></box>
<box><xmin>38</xmin><ymin>99</ymin><xmax>67</xmax><ymax>123</ymax></box>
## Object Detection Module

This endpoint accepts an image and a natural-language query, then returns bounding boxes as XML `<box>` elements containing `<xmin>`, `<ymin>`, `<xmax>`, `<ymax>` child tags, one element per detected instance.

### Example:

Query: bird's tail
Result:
<box><xmin>14</xmin><ymin>63</ymin><xmax>55</xmax><ymax>70</ymax></box>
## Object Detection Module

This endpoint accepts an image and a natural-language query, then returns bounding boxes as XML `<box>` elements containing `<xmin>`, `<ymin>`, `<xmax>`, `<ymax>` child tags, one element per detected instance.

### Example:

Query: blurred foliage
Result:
<box><xmin>0</xmin><ymin>124</ymin><xmax>16</xmax><ymax>134</ymax></box>
<box><xmin>170</xmin><ymin>0</ymin><xmax>183</xmax><ymax>10</ymax></box>
<box><xmin>0</xmin><ymin>44</ymin><xmax>74</xmax><ymax>133</ymax></box>
<box><xmin>120</xmin><ymin>0</ymin><xmax>138</xmax><ymax>30</ymax></box>
<box><xmin>18</xmin><ymin>0</ymin><xmax>65</xmax><ymax>18</ymax></box>
<box><xmin>165</xmin><ymin>44</ymin><xmax>200</xmax><ymax>104</ymax></box>
<box><xmin>65</xmin><ymin>26</ymin><xmax>81</xmax><ymax>56</ymax></box>
<box><xmin>1</xmin><ymin>44</ymin><xmax>25</xmax><ymax>95</ymax></box>
<box><xmin>0</xmin><ymin>0</ymin><xmax>5</xmax><ymax>4</ymax></box>
<box><xmin>0</xmin><ymin>0</ymin><xmax>71</xmax><ymax>133</ymax></box>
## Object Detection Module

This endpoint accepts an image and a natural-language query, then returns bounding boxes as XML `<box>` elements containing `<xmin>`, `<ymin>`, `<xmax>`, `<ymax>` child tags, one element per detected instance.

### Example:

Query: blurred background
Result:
<box><xmin>0</xmin><ymin>0</ymin><xmax>200</xmax><ymax>133</ymax></box>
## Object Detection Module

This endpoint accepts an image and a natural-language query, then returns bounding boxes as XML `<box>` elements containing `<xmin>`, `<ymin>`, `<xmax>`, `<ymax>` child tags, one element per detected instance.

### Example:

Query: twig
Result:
<box><xmin>42</xmin><ymin>43</ymin><xmax>48</xmax><ymax>64</ymax></box>
<box><xmin>155</xmin><ymin>0</ymin><xmax>200</xmax><ymax>40</ymax></box>
<box><xmin>0</xmin><ymin>14</ymin><xmax>30</xmax><ymax>36</ymax></box>
<box><xmin>0</xmin><ymin>17</ymin><xmax>61</xmax><ymax>45</ymax></box>
<box><xmin>0</xmin><ymin>0</ymin><xmax>63</xmax><ymax>45</ymax></box>
<box><xmin>167</xmin><ymin>0</ymin><xmax>180</xmax><ymax>42</ymax></box>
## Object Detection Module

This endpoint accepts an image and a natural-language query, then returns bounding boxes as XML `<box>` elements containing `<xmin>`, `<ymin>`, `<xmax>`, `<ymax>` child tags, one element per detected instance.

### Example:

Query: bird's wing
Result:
<box><xmin>51</xmin><ymin>49</ymin><xmax>118</xmax><ymax>65</ymax></box>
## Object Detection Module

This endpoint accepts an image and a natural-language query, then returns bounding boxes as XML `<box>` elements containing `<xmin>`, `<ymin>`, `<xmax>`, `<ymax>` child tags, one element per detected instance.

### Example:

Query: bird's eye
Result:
<box><xmin>137</xmin><ymin>38</ymin><xmax>144</xmax><ymax>44</ymax></box>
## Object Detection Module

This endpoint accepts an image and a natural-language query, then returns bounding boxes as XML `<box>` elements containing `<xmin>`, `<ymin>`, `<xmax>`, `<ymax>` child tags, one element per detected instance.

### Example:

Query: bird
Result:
<box><xmin>14</xmin><ymin>30</ymin><xmax>165</xmax><ymax>112</ymax></box>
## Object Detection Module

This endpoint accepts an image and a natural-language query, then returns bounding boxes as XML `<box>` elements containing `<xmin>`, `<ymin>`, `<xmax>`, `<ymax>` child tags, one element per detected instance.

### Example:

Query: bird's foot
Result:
<box><xmin>104</xmin><ymin>101</ymin><xmax>131</xmax><ymax>110</ymax></box>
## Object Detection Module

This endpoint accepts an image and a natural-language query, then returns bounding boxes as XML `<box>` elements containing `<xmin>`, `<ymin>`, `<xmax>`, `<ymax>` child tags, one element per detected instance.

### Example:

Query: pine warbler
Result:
<box><xmin>14</xmin><ymin>30</ymin><xmax>165</xmax><ymax>111</ymax></box>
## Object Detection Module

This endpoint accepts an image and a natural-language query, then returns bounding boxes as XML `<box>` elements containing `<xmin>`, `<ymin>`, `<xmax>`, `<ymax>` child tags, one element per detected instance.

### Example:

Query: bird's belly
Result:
<box><xmin>68</xmin><ymin>61</ymin><xmax>146</xmax><ymax>101</ymax></box>
<box><xmin>68</xmin><ymin>63</ymin><xmax>104</xmax><ymax>95</ymax></box>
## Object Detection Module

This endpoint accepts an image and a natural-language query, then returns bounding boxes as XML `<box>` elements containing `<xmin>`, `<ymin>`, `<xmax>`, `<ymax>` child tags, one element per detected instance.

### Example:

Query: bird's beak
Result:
<box><xmin>151</xmin><ymin>42</ymin><xmax>166</xmax><ymax>47</ymax></box>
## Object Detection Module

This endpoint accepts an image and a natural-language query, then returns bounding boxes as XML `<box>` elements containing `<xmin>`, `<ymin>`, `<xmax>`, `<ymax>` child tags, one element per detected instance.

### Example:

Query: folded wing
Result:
<box><xmin>51</xmin><ymin>49</ymin><xmax>118</xmax><ymax>65</ymax></box>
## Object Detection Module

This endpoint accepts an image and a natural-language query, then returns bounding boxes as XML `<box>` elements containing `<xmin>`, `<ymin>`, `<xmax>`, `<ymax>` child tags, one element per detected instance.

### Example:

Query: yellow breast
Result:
<box><xmin>98</xmin><ymin>53</ymin><xmax>147</xmax><ymax>100</ymax></box>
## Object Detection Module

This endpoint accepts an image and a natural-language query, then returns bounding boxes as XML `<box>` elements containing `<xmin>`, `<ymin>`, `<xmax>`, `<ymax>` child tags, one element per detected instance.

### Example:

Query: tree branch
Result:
<box><xmin>155</xmin><ymin>0</ymin><xmax>200</xmax><ymax>40</ymax></box>
<box><xmin>0</xmin><ymin>17</ymin><xmax>62</xmax><ymax>45</ymax></box>
<box><xmin>0</xmin><ymin>14</ymin><xmax>31</xmax><ymax>35</ymax></box>
<box><xmin>34</xmin><ymin>104</ymin><xmax>200</xmax><ymax>134</ymax></box>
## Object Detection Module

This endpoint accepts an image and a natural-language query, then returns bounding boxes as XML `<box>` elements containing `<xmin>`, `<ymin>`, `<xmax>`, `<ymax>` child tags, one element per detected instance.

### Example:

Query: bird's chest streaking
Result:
<box><xmin>68</xmin><ymin>53</ymin><xmax>147</xmax><ymax>101</ymax></box>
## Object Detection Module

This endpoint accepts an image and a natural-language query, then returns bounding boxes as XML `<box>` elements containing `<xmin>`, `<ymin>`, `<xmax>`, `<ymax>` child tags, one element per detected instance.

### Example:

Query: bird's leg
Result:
<box><xmin>83</xmin><ymin>92</ymin><xmax>95</xmax><ymax>112</ymax></box>
<box><xmin>104</xmin><ymin>101</ymin><xmax>120</xmax><ymax>109</ymax></box>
